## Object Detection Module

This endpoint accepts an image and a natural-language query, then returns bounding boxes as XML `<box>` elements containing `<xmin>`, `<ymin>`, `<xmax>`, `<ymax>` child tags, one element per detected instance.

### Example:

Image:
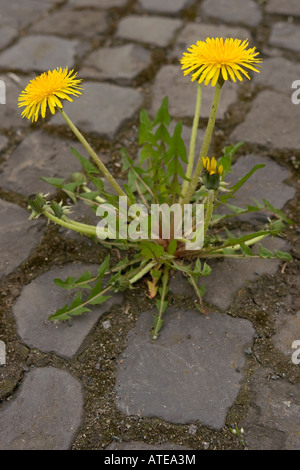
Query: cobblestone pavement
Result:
<box><xmin>0</xmin><ymin>0</ymin><xmax>299</xmax><ymax>451</ymax></box>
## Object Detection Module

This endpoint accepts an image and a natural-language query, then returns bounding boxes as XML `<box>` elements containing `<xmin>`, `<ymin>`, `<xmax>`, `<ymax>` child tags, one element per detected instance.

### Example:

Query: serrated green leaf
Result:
<box><xmin>167</xmin><ymin>122</ymin><xmax>187</xmax><ymax>163</ymax></box>
<box><xmin>274</xmin><ymin>249</ymin><xmax>292</xmax><ymax>261</ymax></box>
<box><xmin>259</xmin><ymin>244</ymin><xmax>274</xmax><ymax>258</ymax></box>
<box><xmin>71</xmin><ymin>147</ymin><xmax>99</xmax><ymax>174</ymax></box>
<box><xmin>53</xmin><ymin>271</ymin><xmax>93</xmax><ymax>290</ymax></box>
<box><xmin>153</xmin><ymin>96</ymin><xmax>171</xmax><ymax>127</ymax></box>
<box><xmin>240</xmin><ymin>242</ymin><xmax>253</xmax><ymax>256</ymax></box>
<box><xmin>140</xmin><ymin>241</ymin><xmax>165</xmax><ymax>260</ymax></box>
<box><xmin>40</xmin><ymin>177</ymin><xmax>65</xmax><ymax>188</ymax></box>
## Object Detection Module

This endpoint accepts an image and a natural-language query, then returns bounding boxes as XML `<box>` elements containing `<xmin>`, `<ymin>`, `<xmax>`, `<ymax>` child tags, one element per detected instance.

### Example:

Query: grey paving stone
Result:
<box><xmin>231</xmin><ymin>90</ymin><xmax>300</xmax><ymax>149</ymax></box>
<box><xmin>172</xmin><ymin>22</ymin><xmax>251</xmax><ymax>60</ymax></box>
<box><xmin>0</xmin><ymin>25</ymin><xmax>18</xmax><ymax>50</ymax></box>
<box><xmin>266</xmin><ymin>0</ymin><xmax>300</xmax><ymax>16</ymax></box>
<box><xmin>240</xmin><ymin>367</ymin><xmax>300</xmax><ymax>450</ymax></box>
<box><xmin>107</xmin><ymin>441</ymin><xmax>191</xmax><ymax>450</ymax></box>
<box><xmin>81</xmin><ymin>44</ymin><xmax>152</xmax><ymax>83</ymax></box>
<box><xmin>12</xmin><ymin>263</ymin><xmax>123</xmax><ymax>359</ymax></box>
<box><xmin>0</xmin><ymin>199</ymin><xmax>44</xmax><ymax>278</ymax></box>
<box><xmin>169</xmin><ymin>237</ymin><xmax>290</xmax><ymax>311</ymax></box>
<box><xmin>0</xmin><ymin>0</ymin><xmax>55</xmax><ymax>29</ymax></box>
<box><xmin>69</xmin><ymin>0</ymin><xmax>128</xmax><ymax>6</ymax></box>
<box><xmin>0</xmin><ymin>130</ymin><xmax>83</xmax><ymax>196</ymax></box>
<box><xmin>0</xmin><ymin>74</ymin><xmax>31</xmax><ymax>129</ymax></box>
<box><xmin>269</xmin><ymin>22</ymin><xmax>300</xmax><ymax>52</ymax></box>
<box><xmin>201</xmin><ymin>0</ymin><xmax>262</xmax><ymax>27</ymax></box>
<box><xmin>272</xmin><ymin>311</ymin><xmax>300</xmax><ymax>357</ymax></box>
<box><xmin>115</xmin><ymin>308</ymin><xmax>254</xmax><ymax>430</ymax></box>
<box><xmin>150</xmin><ymin>65</ymin><xmax>238</xmax><ymax>120</ymax></box>
<box><xmin>51</xmin><ymin>82</ymin><xmax>144</xmax><ymax>139</ymax></box>
<box><xmin>116</xmin><ymin>15</ymin><xmax>182</xmax><ymax>47</ymax></box>
<box><xmin>251</xmin><ymin>56</ymin><xmax>300</xmax><ymax>96</ymax></box>
<box><xmin>0</xmin><ymin>366</ymin><xmax>83</xmax><ymax>450</ymax></box>
<box><xmin>138</xmin><ymin>0</ymin><xmax>192</xmax><ymax>14</ymax></box>
<box><xmin>0</xmin><ymin>134</ymin><xmax>8</xmax><ymax>152</ymax></box>
<box><xmin>0</xmin><ymin>36</ymin><xmax>79</xmax><ymax>72</ymax></box>
<box><xmin>29</xmin><ymin>9</ymin><xmax>108</xmax><ymax>38</ymax></box>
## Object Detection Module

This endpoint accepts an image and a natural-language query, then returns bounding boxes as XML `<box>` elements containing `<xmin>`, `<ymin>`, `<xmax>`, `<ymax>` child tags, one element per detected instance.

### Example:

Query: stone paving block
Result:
<box><xmin>150</xmin><ymin>65</ymin><xmax>237</xmax><ymax>120</ymax></box>
<box><xmin>0</xmin><ymin>36</ymin><xmax>79</xmax><ymax>72</ymax></box>
<box><xmin>0</xmin><ymin>366</ymin><xmax>84</xmax><ymax>450</ymax></box>
<box><xmin>29</xmin><ymin>9</ymin><xmax>108</xmax><ymax>38</ymax></box>
<box><xmin>51</xmin><ymin>82</ymin><xmax>144</xmax><ymax>139</ymax></box>
<box><xmin>201</xmin><ymin>0</ymin><xmax>262</xmax><ymax>27</ymax></box>
<box><xmin>0</xmin><ymin>130</ymin><xmax>83</xmax><ymax>196</ymax></box>
<box><xmin>269</xmin><ymin>22</ymin><xmax>300</xmax><ymax>52</ymax></box>
<box><xmin>115</xmin><ymin>308</ymin><xmax>254</xmax><ymax>430</ymax></box>
<box><xmin>266</xmin><ymin>0</ymin><xmax>300</xmax><ymax>16</ymax></box>
<box><xmin>272</xmin><ymin>311</ymin><xmax>300</xmax><ymax>357</ymax></box>
<box><xmin>69</xmin><ymin>0</ymin><xmax>128</xmax><ymax>7</ymax></box>
<box><xmin>0</xmin><ymin>0</ymin><xmax>54</xmax><ymax>29</ymax></box>
<box><xmin>107</xmin><ymin>441</ymin><xmax>191</xmax><ymax>450</ymax></box>
<box><xmin>138</xmin><ymin>0</ymin><xmax>192</xmax><ymax>14</ymax></box>
<box><xmin>12</xmin><ymin>263</ymin><xmax>124</xmax><ymax>359</ymax></box>
<box><xmin>251</xmin><ymin>56</ymin><xmax>300</xmax><ymax>97</ymax></box>
<box><xmin>0</xmin><ymin>134</ymin><xmax>8</xmax><ymax>152</ymax></box>
<box><xmin>169</xmin><ymin>237</ymin><xmax>290</xmax><ymax>311</ymax></box>
<box><xmin>230</xmin><ymin>90</ymin><xmax>300</xmax><ymax>149</ymax></box>
<box><xmin>0</xmin><ymin>74</ymin><xmax>31</xmax><ymax>129</ymax></box>
<box><xmin>0</xmin><ymin>25</ymin><xmax>18</xmax><ymax>50</ymax></box>
<box><xmin>240</xmin><ymin>367</ymin><xmax>300</xmax><ymax>450</ymax></box>
<box><xmin>0</xmin><ymin>199</ymin><xmax>44</xmax><ymax>278</ymax></box>
<box><xmin>116</xmin><ymin>15</ymin><xmax>182</xmax><ymax>47</ymax></box>
<box><xmin>81</xmin><ymin>44</ymin><xmax>152</xmax><ymax>83</ymax></box>
<box><xmin>172</xmin><ymin>22</ymin><xmax>251</xmax><ymax>60</ymax></box>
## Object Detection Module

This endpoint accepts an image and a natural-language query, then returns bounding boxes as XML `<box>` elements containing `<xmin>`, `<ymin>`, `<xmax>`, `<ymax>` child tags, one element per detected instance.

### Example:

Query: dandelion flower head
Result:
<box><xmin>181</xmin><ymin>37</ymin><xmax>262</xmax><ymax>87</ymax></box>
<box><xmin>202</xmin><ymin>156</ymin><xmax>223</xmax><ymax>176</ymax></box>
<box><xmin>18</xmin><ymin>67</ymin><xmax>83</xmax><ymax>122</ymax></box>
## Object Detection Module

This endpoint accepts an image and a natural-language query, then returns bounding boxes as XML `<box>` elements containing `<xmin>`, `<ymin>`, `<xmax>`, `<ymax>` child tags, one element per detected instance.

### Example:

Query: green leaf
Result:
<box><xmin>263</xmin><ymin>199</ymin><xmax>294</xmax><ymax>225</ymax></box>
<box><xmin>153</xmin><ymin>96</ymin><xmax>171</xmax><ymax>127</ymax></box>
<box><xmin>230</xmin><ymin>164</ymin><xmax>265</xmax><ymax>194</ymax></box>
<box><xmin>201</xmin><ymin>262</ymin><xmax>212</xmax><ymax>276</ymax></box>
<box><xmin>259</xmin><ymin>244</ymin><xmax>274</xmax><ymax>258</ymax></box>
<box><xmin>140</xmin><ymin>241</ymin><xmax>165</xmax><ymax>260</ymax></box>
<box><xmin>239</xmin><ymin>242</ymin><xmax>253</xmax><ymax>256</ymax></box>
<box><xmin>40</xmin><ymin>177</ymin><xmax>65</xmax><ymax>188</ymax></box>
<box><xmin>97</xmin><ymin>255</ymin><xmax>110</xmax><ymax>279</ymax></box>
<box><xmin>48</xmin><ymin>291</ymin><xmax>91</xmax><ymax>321</ymax></box>
<box><xmin>70</xmin><ymin>147</ymin><xmax>99</xmax><ymax>174</ymax></box>
<box><xmin>274</xmin><ymin>249</ymin><xmax>292</xmax><ymax>261</ymax></box>
<box><xmin>167</xmin><ymin>239</ymin><xmax>177</xmax><ymax>255</ymax></box>
<box><xmin>53</xmin><ymin>271</ymin><xmax>93</xmax><ymax>290</ymax></box>
<box><xmin>167</xmin><ymin>122</ymin><xmax>187</xmax><ymax>163</ymax></box>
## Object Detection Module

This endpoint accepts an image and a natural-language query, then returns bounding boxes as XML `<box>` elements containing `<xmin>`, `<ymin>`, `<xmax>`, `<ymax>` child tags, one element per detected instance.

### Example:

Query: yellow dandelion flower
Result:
<box><xmin>181</xmin><ymin>37</ymin><xmax>262</xmax><ymax>87</ymax></box>
<box><xmin>18</xmin><ymin>67</ymin><xmax>83</xmax><ymax>122</ymax></box>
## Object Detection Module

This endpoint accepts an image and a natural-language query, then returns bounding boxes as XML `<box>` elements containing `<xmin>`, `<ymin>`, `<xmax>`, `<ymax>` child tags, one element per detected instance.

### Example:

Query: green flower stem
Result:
<box><xmin>152</xmin><ymin>263</ymin><xmax>170</xmax><ymax>340</ymax></box>
<box><xmin>43</xmin><ymin>210</ymin><xmax>114</xmax><ymax>238</ymax></box>
<box><xmin>59</xmin><ymin>108</ymin><xmax>129</xmax><ymax>203</ymax></box>
<box><xmin>214</xmin><ymin>233</ymin><xmax>269</xmax><ymax>253</ymax></box>
<box><xmin>181</xmin><ymin>82</ymin><xmax>222</xmax><ymax>207</ymax></box>
<box><xmin>180</xmin><ymin>83</ymin><xmax>202</xmax><ymax>200</ymax></box>
<box><xmin>129</xmin><ymin>260</ymin><xmax>157</xmax><ymax>285</ymax></box>
<box><xmin>204</xmin><ymin>189</ymin><xmax>215</xmax><ymax>235</ymax></box>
